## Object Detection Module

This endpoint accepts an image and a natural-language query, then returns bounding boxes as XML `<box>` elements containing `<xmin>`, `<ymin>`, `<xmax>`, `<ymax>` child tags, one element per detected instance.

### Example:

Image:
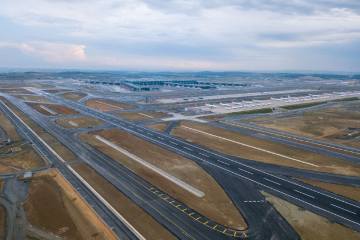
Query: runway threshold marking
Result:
<box><xmin>294</xmin><ymin>189</ymin><xmax>315</xmax><ymax>199</ymax></box>
<box><xmin>181</xmin><ymin>125</ymin><xmax>319</xmax><ymax>167</ymax></box>
<box><xmin>331</xmin><ymin>204</ymin><xmax>357</xmax><ymax>215</ymax></box>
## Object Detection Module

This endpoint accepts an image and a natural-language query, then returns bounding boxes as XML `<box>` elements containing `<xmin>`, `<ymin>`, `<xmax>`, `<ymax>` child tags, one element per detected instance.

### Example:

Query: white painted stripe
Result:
<box><xmin>68</xmin><ymin>120</ymin><xmax>78</xmax><ymax>127</ymax></box>
<box><xmin>217</xmin><ymin>160</ymin><xmax>230</xmax><ymax>166</ymax></box>
<box><xmin>138</xmin><ymin>113</ymin><xmax>154</xmax><ymax>119</ymax></box>
<box><xmin>95</xmin><ymin>100</ymin><xmax>123</xmax><ymax>110</ymax></box>
<box><xmin>181</xmin><ymin>125</ymin><xmax>319</xmax><ymax>167</ymax></box>
<box><xmin>40</xmin><ymin>105</ymin><xmax>57</xmax><ymax>115</ymax></box>
<box><xmin>0</xmin><ymin>101</ymin><xmax>146</xmax><ymax>240</ymax></box>
<box><xmin>263</xmin><ymin>178</ymin><xmax>281</xmax><ymax>186</ymax></box>
<box><xmin>183</xmin><ymin>146</ymin><xmax>193</xmax><ymax>151</ymax></box>
<box><xmin>237</xmin><ymin>168</ymin><xmax>254</xmax><ymax>175</ymax></box>
<box><xmin>199</xmin><ymin>152</ymin><xmax>209</xmax><ymax>157</ymax></box>
<box><xmin>331</xmin><ymin>204</ymin><xmax>357</xmax><ymax>215</ymax></box>
<box><xmin>95</xmin><ymin>135</ymin><xmax>205</xmax><ymax>198</ymax></box>
<box><xmin>294</xmin><ymin>189</ymin><xmax>315</xmax><ymax>199</ymax></box>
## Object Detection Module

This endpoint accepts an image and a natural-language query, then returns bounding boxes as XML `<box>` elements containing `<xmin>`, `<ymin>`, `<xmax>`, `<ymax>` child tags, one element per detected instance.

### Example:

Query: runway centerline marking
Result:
<box><xmin>237</xmin><ymin>168</ymin><xmax>254</xmax><ymax>175</ymax></box>
<box><xmin>263</xmin><ymin>178</ymin><xmax>281</xmax><ymax>186</ymax></box>
<box><xmin>217</xmin><ymin>160</ymin><xmax>230</xmax><ymax>166</ymax></box>
<box><xmin>331</xmin><ymin>204</ymin><xmax>357</xmax><ymax>215</ymax></box>
<box><xmin>181</xmin><ymin>125</ymin><xmax>319</xmax><ymax>167</ymax></box>
<box><xmin>294</xmin><ymin>189</ymin><xmax>315</xmax><ymax>199</ymax></box>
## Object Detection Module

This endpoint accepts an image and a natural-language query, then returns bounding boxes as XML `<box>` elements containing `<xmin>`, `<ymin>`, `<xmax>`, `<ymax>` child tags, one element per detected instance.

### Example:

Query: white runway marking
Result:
<box><xmin>181</xmin><ymin>125</ymin><xmax>319</xmax><ymax>167</ymax></box>
<box><xmin>95</xmin><ymin>135</ymin><xmax>205</xmax><ymax>198</ymax></box>
<box><xmin>294</xmin><ymin>189</ymin><xmax>315</xmax><ymax>199</ymax></box>
<box><xmin>331</xmin><ymin>204</ymin><xmax>357</xmax><ymax>215</ymax></box>
<box><xmin>263</xmin><ymin>178</ymin><xmax>281</xmax><ymax>186</ymax></box>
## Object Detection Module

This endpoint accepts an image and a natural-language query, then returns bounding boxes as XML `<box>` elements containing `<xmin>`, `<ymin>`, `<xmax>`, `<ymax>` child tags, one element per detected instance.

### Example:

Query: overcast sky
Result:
<box><xmin>0</xmin><ymin>0</ymin><xmax>360</xmax><ymax>72</ymax></box>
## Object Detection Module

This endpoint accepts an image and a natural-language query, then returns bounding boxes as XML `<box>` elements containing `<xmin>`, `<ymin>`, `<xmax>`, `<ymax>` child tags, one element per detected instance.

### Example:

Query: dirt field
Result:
<box><xmin>43</xmin><ymin>88</ymin><xmax>69</xmax><ymax>93</ymax></box>
<box><xmin>26</xmin><ymin>102</ymin><xmax>79</xmax><ymax>116</ymax></box>
<box><xmin>0</xmin><ymin>111</ymin><xmax>21</xmax><ymax>141</ymax></box>
<box><xmin>148</xmin><ymin>122</ymin><xmax>169</xmax><ymax>132</ymax></box>
<box><xmin>56</xmin><ymin>116</ymin><xmax>103</xmax><ymax>129</ymax></box>
<box><xmin>251</xmin><ymin>102</ymin><xmax>360</xmax><ymax>148</ymax></box>
<box><xmin>298</xmin><ymin>179</ymin><xmax>360</xmax><ymax>202</ymax></box>
<box><xmin>80</xmin><ymin>128</ymin><xmax>247</xmax><ymax>230</ymax></box>
<box><xmin>60</xmin><ymin>92</ymin><xmax>87</xmax><ymax>101</ymax></box>
<box><xmin>171</xmin><ymin>121</ymin><xmax>360</xmax><ymax>176</ymax></box>
<box><xmin>118</xmin><ymin>111</ymin><xmax>169</xmax><ymax>121</ymax></box>
<box><xmin>0</xmin><ymin>144</ymin><xmax>45</xmax><ymax>173</ymax></box>
<box><xmin>0</xmin><ymin>205</ymin><xmax>5</xmax><ymax>239</ymax></box>
<box><xmin>15</xmin><ymin>94</ymin><xmax>50</xmax><ymax>103</ymax></box>
<box><xmin>263</xmin><ymin>192</ymin><xmax>360</xmax><ymax>240</ymax></box>
<box><xmin>73</xmin><ymin>163</ymin><xmax>176</xmax><ymax>239</ymax></box>
<box><xmin>1</xmin><ymin>98</ymin><xmax>77</xmax><ymax>163</ymax></box>
<box><xmin>85</xmin><ymin>99</ymin><xmax>133</xmax><ymax>112</ymax></box>
<box><xmin>24</xmin><ymin>170</ymin><xmax>116</xmax><ymax>240</ymax></box>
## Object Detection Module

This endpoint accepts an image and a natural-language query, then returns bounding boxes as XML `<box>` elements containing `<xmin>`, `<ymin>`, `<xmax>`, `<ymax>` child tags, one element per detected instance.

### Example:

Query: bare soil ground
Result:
<box><xmin>0</xmin><ymin>205</ymin><xmax>5</xmax><ymax>239</ymax></box>
<box><xmin>298</xmin><ymin>179</ymin><xmax>360</xmax><ymax>202</ymax></box>
<box><xmin>73</xmin><ymin>163</ymin><xmax>176</xmax><ymax>240</ymax></box>
<box><xmin>85</xmin><ymin>99</ymin><xmax>133</xmax><ymax>112</ymax></box>
<box><xmin>60</xmin><ymin>92</ymin><xmax>87</xmax><ymax>101</ymax></box>
<box><xmin>1</xmin><ymin>98</ymin><xmax>77</xmax><ymax>162</ymax></box>
<box><xmin>148</xmin><ymin>122</ymin><xmax>169</xmax><ymax>132</ymax></box>
<box><xmin>56</xmin><ymin>116</ymin><xmax>103</xmax><ymax>129</ymax></box>
<box><xmin>24</xmin><ymin>169</ymin><xmax>117</xmax><ymax>240</ymax></box>
<box><xmin>43</xmin><ymin>89</ymin><xmax>69</xmax><ymax>94</ymax></box>
<box><xmin>251</xmin><ymin>102</ymin><xmax>360</xmax><ymax>148</ymax></box>
<box><xmin>171</xmin><ymin>121</ymin><xmax>360</xmax><ymax>176</ymax></box>
<box><xmin>0</xmin><ymin>144</ymin><xmax>45</xmax><ymax>173</ymax></box>
<box><xmin>15</xmin><ymin>95</ymin><xmax>50</xmax><ymax>103</ymax></box>
<box><xmin>80</xmin><ymin>128</ymin><xmax>247</xmax><ymax>230</ymax></box>
<box><xmin>263</xmin><ymin>192</ymin><xmax>360</xmax><ymax>240</ymax></box>
<box><xmin>0</xmin><ymin>111</ymin><xmax>21</xmax><ymax>141</ymax></box>
<box><xmin>26</xmin><ymin>102</ymin><xmax>79</xmax><ymax>116</ymax></box>
<box><xmin>118</xmin><ymin>111</ymin><xmax>169</xmax><ymax>121</ymax></box>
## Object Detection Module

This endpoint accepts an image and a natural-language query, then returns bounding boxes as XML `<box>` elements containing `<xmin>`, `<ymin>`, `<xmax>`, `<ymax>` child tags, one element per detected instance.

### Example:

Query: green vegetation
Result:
<box><xmin>282</xmin><ymin>102</ymin><xmax>325</xmax><ymax>110</ymax></box>
<box><xmin>228</xmin><ymin>108</ymin><xmax>273</xmax><ymax>115</ymax></box>
<box><xmin>332</xmin><ymin>97</ymin><xmax>359</xmax><ymax>102</ymax></box>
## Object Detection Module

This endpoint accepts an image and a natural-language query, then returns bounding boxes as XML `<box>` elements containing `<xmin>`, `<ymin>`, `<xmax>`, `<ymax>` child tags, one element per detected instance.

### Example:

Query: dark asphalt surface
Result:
<box><xmin>2</xmin><ymin>95</ymin><xmax>245</xmax><ymax>239</ymax></box>
<box><xmin>33</xmin><ymin>90</ymin><xmax>360</xmax><ymax>233</ymax></box>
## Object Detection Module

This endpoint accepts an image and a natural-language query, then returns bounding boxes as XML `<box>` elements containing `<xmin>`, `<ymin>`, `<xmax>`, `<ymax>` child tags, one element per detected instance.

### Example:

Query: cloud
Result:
<box><xmin>0</xmin><ymin>41</ymin><xmax>87</xmax><ymax>63</ymax></box>
<box><xmin>0</xmin><ymin>0</ymin><xmax>359</xmax><ymax>71</ymax></box>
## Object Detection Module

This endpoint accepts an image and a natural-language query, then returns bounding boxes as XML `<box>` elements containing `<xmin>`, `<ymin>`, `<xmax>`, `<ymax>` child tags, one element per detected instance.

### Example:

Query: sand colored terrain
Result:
<box><xmin>251</xmin><ymin>102</ymin><xmax>360</xmax><ymax>148</ymax></box>
<box><xmin>80</xmin><ymin>128</ymin><xmax>247</xmax><ymax>230</ymax></box>
<box><xmin>85</xmin><ymin>98</ymin><xmax>133</xmax><ymax>112</ymax></box>
<box><xmin>56</xmin><ymin>116</ymin><xmax>103</xmax><ymax>129</ymax></box>
<box><xmin>15</xmin><ymin>94</ymin><xmax>50</xmax><ymax>103</ymax></box>
<box><xmin>24</xmin><ymin>170</ymin><xmax>117</xmax><ymax>240</ymax></box>
<box><xmin>148</xmin><ymin>122</ymin><xmax>169</xmax><ymax>132</ymax></box>
<box><xmin>298</xmin><ymin>179</ymin><xmax>360</xmax><ymax>202</ymax></box>
<box><xmin>1</xmin><ymin>98</ymin><xmax>77</xmax><ymax>162</ymax></box>
<box><xmin>118</xmin><ymin>111</ymin><xmax>169</xmax><ymax>121</ymax></box>
<box><xmin>0</xmin><ymin>111</ymin><xmax>21</xmax><ymax>141</ymax></box>
<box><xmin>26</xmin><ymin>102</ymin><xmax>79</xmax><ymax>116</ymax></box>
<box><xmin>73</xmin><ymin>163</ymin><xmax>176</xmax><ymax>240</ymax></box>
<box><xmin>263</xmin><ymin>192</ymin><xmax>360</xmax><ymax>240</ymax></box>
<box><xmin>0</xmin><ymin>205</ymin><xmax>5</xmax><ymax>239</ymax></box>
<box><xmin>43</xmin><ymin>88</ymin><xmax>69</xmax><ymax>93</ymax></box>
<box><xmin>0</xmin><ymin>144</ymin><xmax>45</xmax><ymax>173</ymax></box>
<box><xmin>60</xmin><ymin>91</ymin><xmax>87</xmax><ymax>101</ymax></box>
<box><xmin>171</xmin><ymin>121</ymin><xmax>360</xmax><ymax>176</ymax></box>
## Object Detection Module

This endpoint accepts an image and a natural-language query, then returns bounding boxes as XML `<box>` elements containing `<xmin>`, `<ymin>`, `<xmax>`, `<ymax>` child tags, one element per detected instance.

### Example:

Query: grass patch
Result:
<box><xmin>282</xmin><ymin>102</ymin><xmax>325</xmax><ymax>110</ymax></box>
<box><xmin>332</xmin><ymin>97</ymin><xmax>359</xmax><ymax>102</ymax></box>
<box><xmin>227</xmin><ymin>108</ymin><xmax>273</xmax><ymax>115</ymax></box>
